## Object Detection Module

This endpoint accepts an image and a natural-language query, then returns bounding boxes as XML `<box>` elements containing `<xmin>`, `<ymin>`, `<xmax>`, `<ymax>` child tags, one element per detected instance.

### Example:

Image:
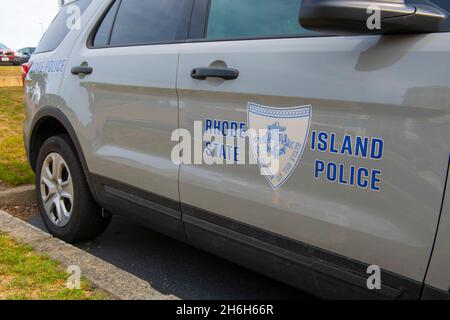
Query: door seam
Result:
<box><xmin>175</xmin><ymin>46</ymin><xmax>183</xmax><ymax>215</ymax></box>
<box><xmin>420</xmin><ymin>153</ymin><xmax>450</xmax><ymax>298</ymax></box>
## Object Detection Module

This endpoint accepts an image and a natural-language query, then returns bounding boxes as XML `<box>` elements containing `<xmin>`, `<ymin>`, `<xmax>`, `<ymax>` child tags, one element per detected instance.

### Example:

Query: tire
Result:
<box><xmin>36</xmin><ymin>134</ymin><xmax>111</xmax><ymax>243</ymax></box>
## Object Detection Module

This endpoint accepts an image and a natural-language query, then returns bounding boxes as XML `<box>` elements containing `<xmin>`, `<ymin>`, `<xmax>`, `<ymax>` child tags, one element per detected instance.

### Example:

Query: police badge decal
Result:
<box><xmin>248</xmin><ymin>102</ymin><xmax>312</xmax><ymax>190</ymax></box>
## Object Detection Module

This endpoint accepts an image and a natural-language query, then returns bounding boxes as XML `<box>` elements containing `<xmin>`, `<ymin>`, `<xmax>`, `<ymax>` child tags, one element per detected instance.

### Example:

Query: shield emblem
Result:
<box><xmin>248</xmin><ymin>102</ymin><xmax>312</xmax><ymax>190</ymax></box>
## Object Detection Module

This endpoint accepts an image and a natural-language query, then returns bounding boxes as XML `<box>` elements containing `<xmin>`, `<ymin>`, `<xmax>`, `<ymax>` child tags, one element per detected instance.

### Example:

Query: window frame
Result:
<box><xmin>87</xmin><ymin>0</ymin><xmax>196</xmax><ymax>49</ymax></box>
<box><xmin>192</xmin><ymin>0</ymin><xmax>450</xmax><ymax>43</ymax></box>
<box><xmin>87</xmin><ymin>0</ymin><xmax>450</xmax><ymax>50</ymax></box>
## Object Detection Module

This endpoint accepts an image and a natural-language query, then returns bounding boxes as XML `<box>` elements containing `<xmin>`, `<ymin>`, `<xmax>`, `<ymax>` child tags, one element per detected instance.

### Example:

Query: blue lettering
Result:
<box><xmin>330</xmin><ymin>133</ymin><xmax>339</xmax><ymax>154</ymax></box>
<box><xmin>222</xmin><ymin>121</ymin><xmax>229</xmax><ymax>136</ymax></box>
<box><xmin>318</xmin><ymin>132</ymin><xmax>328</xmax><ymax>152</ymax></box>
<box><xmin>314</xmin><ymin>161</ymin><xmax>382</xmax><ymax>192</ymax></box>
<box><xmin>60</xmin><ymin>59</ymin><xmax>66</xmax><ymax>73</ymax></box>
<box><xmin>57</xmin><ymin>60</ymin><xmax>63</xmax><ymax>72</ymax></box>
<box><xmin>327</xmin><ymin>162</ymin><xmax>337</xmax><ymax>182</ymax></box>
<box><xmin>371</xmin><ymin>169</ymin><xmax>381</xmax><ymax>191</ymax></box>
<box><xmin>357</xmin><ymin>168</ymin><xmax>369</xmax><ymax>189</ymax></box>
<box><xmin>339</xmin><ymin>164</ymin><xmax>348</xmax><ymax>184</ymax></box>
<box><xmin>314</xmin><ymin>160</ymin><xmax>325</xmax><ymax>179</ymax></box>
<box><xmin>355</xmin><ymin>136</ymin><xmax>369</xmax><ymax>158</ymax></box>
<box><xmin>226</xmin><ymin>144</ymin><xmax>233</xmax><ymax>159</ymax></box>
<box><xmin>349</xmin><ymin>165</ymin><xmax>355</xmax><ymax>186</ymax></box>
<box><xmin>239</xmin><ymin>123</ymin><xmax>246</xmax><ymax>139</ymax></box>
<box><xmin>311</xmin><ymin>130</ymin><xmax>317</xmax><ymax>150</ymax></box>
<box><xmin>230</xmin><ymin>122</ymin><xmax>238</xmax><ymax>137</ymax></box>
<box><xmin>341</xmin><ymin>135</ymin><xmax>353</xmax><ymax>156</ymax></box>
<box><xmin>205</xmin><ymin>142</ymin><xmax>212</xmax><ymax>157</ymax></box>
<box><xmin>371</xmin><ymin>138</ymin><xmax>384</xmax><ymax>160</ymax></box>
<box><xmin>205</xmin><ymin>119</ymin><xmax>212</xmax><ymax>133</ymax></box>
<box><xmin>213</xmin><ymin>120</ymin><xmax>221</xmax><ymax>135</ymax></box>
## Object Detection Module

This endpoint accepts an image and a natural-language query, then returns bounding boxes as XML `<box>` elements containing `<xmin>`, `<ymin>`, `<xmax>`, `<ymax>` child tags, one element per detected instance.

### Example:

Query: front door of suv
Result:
<box><xmin>61</xmin><ymin>0</ymin><xmax>193</xmax><ymax>211</ymax></box>
<box><xmin>177</xmin><ymin>0</ymin><xmax>450</xmax><ymax>296</ymax></box>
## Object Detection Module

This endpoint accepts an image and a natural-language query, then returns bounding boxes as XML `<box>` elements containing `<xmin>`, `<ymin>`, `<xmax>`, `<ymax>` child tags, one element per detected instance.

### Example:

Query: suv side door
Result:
<box><xmin>60</xmin><ymin>0</ymin><xmax>193</xmax><ymax>224</ymax></box>
<box><xmin>177</xmin><ymin>0</ymin><xmax>450</xmax><ymax>297</ymax></box>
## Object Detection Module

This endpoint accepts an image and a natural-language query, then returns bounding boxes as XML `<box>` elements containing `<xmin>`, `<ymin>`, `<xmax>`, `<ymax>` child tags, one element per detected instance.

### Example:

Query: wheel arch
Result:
<box><xmin>29</xmin><ymin>107</ymin><xmax>100</xmax><ymax>203</ymax></box>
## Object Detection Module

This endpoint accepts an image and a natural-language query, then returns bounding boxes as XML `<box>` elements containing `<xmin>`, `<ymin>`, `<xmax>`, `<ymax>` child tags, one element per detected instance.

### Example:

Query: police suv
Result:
<box><xmin>23</xmin><ymin>0</ymin><xmax>450</xmax><ymax>299</ymax></box>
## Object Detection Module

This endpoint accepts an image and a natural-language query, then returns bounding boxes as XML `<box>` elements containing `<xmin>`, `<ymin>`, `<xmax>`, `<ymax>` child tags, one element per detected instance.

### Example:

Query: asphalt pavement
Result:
<box><xmin>29</xmin><ymin>214</ymin><xmax>314</xmax><ymax>300</ymax></box>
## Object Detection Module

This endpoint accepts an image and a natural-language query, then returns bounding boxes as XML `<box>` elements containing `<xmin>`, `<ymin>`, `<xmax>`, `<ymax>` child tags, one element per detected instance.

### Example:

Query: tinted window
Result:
<box><xmin>35</xmin><ymin>0</ymin><xmax>92</xmax><ymax>53</ymax></box>
<box><xmin>428</xmin><ymin>0</ymin><xmax>450</xmax><ymax>12</ymax></box>
<box><xmin>406</xmin><ymin>0</ymin><xmax>450</xmax><ymax>12</ymax></box>
<box><xmin>108</xmin><ymin>0</ymin><xmax>193</xmax><ymax>47</ymax></box>
<box><xmin>406</xmin><ymin>0</ymin><xmax>450</xmax><ymax>31</ymax></box>
<box><xmin>93</xmin><ymin>0</ymin><xmax>121</xmax><ymax>47</ymax></box>
<box><xmin>22</xmin><ymin>48</ymin><xmax>35</xmax><ymax>55</ymax></box>
<box><xmin>207</xmin><ymin>0</ymin><xmax>308</xmax><ymax>40</ymax></box>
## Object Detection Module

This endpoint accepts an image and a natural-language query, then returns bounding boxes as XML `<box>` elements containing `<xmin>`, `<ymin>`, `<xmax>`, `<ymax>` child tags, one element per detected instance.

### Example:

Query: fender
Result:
<box><xmin>29</xmin><ymin>107</ymin><xmax>100</xmax><ymax>203</ymax></box>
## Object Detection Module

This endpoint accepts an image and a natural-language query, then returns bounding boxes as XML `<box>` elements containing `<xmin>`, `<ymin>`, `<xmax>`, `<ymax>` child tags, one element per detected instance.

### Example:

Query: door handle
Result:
<box><xmin>71</xmin><ymin>66</ymin><xmax>93</xmax><ymax>75</ymax></box>
<box><xmin>191</xmin><ymin>67</ymin><xmax>239</xmax><ymax>80</ymax></box>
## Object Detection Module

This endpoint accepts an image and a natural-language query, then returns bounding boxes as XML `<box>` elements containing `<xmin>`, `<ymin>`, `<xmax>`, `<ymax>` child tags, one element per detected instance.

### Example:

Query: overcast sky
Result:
<box><xmin>0</xmin><ymin>0</ymin><xmax>60</xmax><ymax>51</ymax></box>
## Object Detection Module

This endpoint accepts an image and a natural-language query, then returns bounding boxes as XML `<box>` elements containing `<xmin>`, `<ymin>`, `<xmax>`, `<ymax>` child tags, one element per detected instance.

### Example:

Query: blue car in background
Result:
<box><xmin>16</xmin><ymin>47</ymin><xmax>36</xmax><ymax>64</ymax></box>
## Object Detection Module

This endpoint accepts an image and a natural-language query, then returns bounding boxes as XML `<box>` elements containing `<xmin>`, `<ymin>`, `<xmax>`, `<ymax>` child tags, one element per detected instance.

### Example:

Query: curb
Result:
<box><xmin>0</xmin><ymin>210</ymin><xmax>178</xmax><ymax>300</ymax></box>
<box><xmin>0</xmin><ymin>185</ymin><xmax>36</xmax><ymax>206</ymax></box>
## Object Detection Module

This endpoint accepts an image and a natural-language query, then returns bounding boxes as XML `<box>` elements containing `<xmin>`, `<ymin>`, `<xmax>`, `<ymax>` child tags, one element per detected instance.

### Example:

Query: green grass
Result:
<box><xmin>0</xmin><ymin>233</ymin><xmax>107</xmax><ymax>300</ymax></box>
<box><xmin>0</xmin><ymin>66</ymin><xmax>21</xmax><ymax>77</ymax></box>
<box><xmin>0</xmin><ymin>86</ymin><xmax>34</xmax><ymax>186</ymax></box>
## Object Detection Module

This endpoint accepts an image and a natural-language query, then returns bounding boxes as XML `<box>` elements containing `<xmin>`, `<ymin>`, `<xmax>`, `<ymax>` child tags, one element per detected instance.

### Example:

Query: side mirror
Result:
<box><xmin>300</xmin><ymin>0</ymin><xmax>447</xmax><ymax>35</ymax></box>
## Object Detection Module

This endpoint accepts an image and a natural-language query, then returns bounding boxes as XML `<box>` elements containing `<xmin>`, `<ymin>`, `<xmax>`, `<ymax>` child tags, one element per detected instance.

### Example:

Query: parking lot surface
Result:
<box><xmin>29</xmin><ymin>214</ymin><xmax>314</xmax><ymax>300</ymax></box>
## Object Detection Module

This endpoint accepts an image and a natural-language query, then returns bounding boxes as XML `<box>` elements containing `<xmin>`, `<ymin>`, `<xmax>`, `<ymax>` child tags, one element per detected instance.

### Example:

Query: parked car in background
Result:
<box><xmin>16</xmin><ymin>47</ymin><xmax>36</xmax><ymax>64</ymax></box>
<box><xmin>0</xmin><ymin>43</ymin><xmax>20</xmax><ymax>65</ymax></box>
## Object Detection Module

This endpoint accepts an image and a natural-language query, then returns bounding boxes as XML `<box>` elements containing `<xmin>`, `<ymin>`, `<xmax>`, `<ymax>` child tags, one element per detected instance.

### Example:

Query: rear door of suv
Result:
<box><xmin>60</xmin><ymin>0</ymin><xmax>194</xmax><ymax>223</ymax></box>
<box><xmin>177</xmin><ymin>0</ymin><xmax>450</xmax><ymax>297</ymax></box>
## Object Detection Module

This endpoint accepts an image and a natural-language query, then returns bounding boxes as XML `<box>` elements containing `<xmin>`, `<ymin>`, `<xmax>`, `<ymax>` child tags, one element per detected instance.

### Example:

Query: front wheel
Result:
<box><xmin>36</xmin><ymin>134</ymin><xmax>110</xmax><ymax>243</ymax></box>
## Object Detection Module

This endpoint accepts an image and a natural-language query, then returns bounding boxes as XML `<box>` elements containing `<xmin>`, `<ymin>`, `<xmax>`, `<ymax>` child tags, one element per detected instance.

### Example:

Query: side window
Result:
<box><xmin>428</xmin><ymin>0</ymin><xmax>450</xmax><ymax>12</ymax></box>
<box><xmin>206</xmin><ymin>0</ymin><xmax>309</xmax><ymax>40</ymax></box>
<box><xmin>102</xmin><ymin>0</ymin><xmax>193</xmax><ymax>47</ymax></box>
<box><xmin>413</xmin><ymin>0</ymin><xmax>450</xmax><ymax>31</ymax></box>
<box><xmin>93</xmin><ymin>0</ymin><xmax>121</xmax><ymax>48</ymax></box>
<box><xmin>35</xmin><ymin>0</ymin><xmax>92</xmax><ymax>53</ymax></box>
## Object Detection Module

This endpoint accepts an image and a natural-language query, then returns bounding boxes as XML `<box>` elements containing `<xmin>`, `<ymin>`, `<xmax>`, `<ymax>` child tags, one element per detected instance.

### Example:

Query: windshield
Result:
<box><xmin>0</xmin><ymin>43</ymin><xmax>8</xmax><ymax>50</ymax></box>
